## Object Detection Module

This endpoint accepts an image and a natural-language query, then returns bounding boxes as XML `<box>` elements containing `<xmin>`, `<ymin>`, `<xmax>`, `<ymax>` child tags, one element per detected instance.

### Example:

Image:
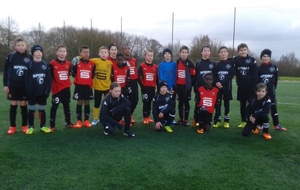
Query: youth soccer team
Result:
<box><xmin>3</xmin><ymin>37</ymin><xmax>287</xmax><ymax>139</ymax></box>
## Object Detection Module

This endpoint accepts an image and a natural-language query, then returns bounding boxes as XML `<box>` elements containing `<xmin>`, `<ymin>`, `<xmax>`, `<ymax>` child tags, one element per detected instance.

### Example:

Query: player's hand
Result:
<box><xmin>3</xmin><ymin>86</ymin><xmax>9</xmax><ymax>94</ymax></box>
<box><xmin>216</xmin><ymin>82</ymin><xmax>223</xmax><ymax>89</ymax></box>
<box><xmin>249</xmin><ymin>115</ymin><xmax>255</xmax><ymax>124</ymax></box>
<box><xmin>155</xmin><ymin>122</ymin><xmax>162</xmax><ymax>130</ymax></box>
<box><xmin>71</xmin><ymin>56</ymin><xmax>80</xmax><ymax>65</ymax></box>
<box><xmin>158</xmin><ymin>112</ymin><xmax>164</xmax><ymax>118</ymax></box>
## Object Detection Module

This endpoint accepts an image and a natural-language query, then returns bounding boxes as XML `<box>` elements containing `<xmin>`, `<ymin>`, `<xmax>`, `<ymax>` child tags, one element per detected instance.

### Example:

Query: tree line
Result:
<box><xmin>1</xmin><ymin>18</ymin><xmax>299</xmax><ymax>77</ymax></box>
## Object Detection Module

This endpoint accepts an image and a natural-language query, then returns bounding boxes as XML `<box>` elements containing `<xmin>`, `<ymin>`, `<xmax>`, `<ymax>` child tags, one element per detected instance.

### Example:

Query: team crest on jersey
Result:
<box><xmin>212</xmin><ymin>92</ymin><xmax>215</xmax><ymax>96</ymax></box>
<box><xmin>42</xmin><ymin>64</ymin><xmax>47</xmax><ymax>70</ymax></box>
<box><xmin>24</xmin><ymin>57</ymin><xmax>31</xmax><ymax>63</ymax></box>
<box><xmin>209</xmin><ymin>64</ymin><xmax>214</xmax><ymax>69</ymax></box>
<box><xmin>226</xmin><ymin>64</ymin><xmax>231</xmax><ymax>69</ymax></box>
<box><xmin>66</xmin><ymin>65</ymin><xmax>69</xmax><ymax>69</ymax></box>
<box><xmin>165</xmin><ymin>96</ymin><xmax>170</xmax><ymax>102</ymax></box>
<box><xmin>269</xmin><ymin>67</ymin><xmax>275</xmax><ymax>72</ymax></box>
<box><xmin>245</xmin><ymin>59</ymin><xmax>251</xmax><ymax>64</ymax></box>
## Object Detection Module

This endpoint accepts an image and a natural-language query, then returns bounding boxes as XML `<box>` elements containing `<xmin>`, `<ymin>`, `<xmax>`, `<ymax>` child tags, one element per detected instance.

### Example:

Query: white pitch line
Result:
<box><xmin>277</xmin><ymin>102</ymin><xmax>300</xmax><ymax>106</ymax></box>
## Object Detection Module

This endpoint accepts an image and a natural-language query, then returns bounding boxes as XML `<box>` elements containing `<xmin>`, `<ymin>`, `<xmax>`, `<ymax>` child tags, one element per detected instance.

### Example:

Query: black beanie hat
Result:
<box><xmin>162</xmin><ymin>48</ymin><xmax>172</xmax><ymax>56</ymax></box>
<box><xmin>31</xmin><ymin>45</ymin><xmax>43</xmax><ymax>55</ymax></box>
<box><xmin>260</xmin><ymin>49</ymin><xmax>272</xmax><ymax>59</ymax></box>
<box><xmin>158</xmin><ymin>80</ymin><xmax>168</xmax><ymax>89</ymax></box>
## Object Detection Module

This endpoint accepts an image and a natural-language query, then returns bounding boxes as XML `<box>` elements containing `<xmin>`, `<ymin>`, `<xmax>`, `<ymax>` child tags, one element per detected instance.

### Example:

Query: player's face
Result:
<box><xmin>163</xmin><ymin>52</ymin><xmax>171</xmax><ymax>62</ymax></box>
<box><xmin>201</xmin><ymin>47</ymin><xmax>211</xmax><ymax>59</ymax></box>
<box><xmin>56</xmin><ymin>47</ymin><xmax>67</xmax><ymax>60</ymax></box>
<box><xmin>116</xmin><ymin>56</ymin><xmax>124</xmax><ymax>66</ymax></box>
<box><xmin>218</xmin><ymin>49</ymin><xmax>228</xmax><ymax>60</ymax></box>
<box><xmin>33</xmin><ymin>50</ymin><xmax>43</xmax><ymax>60</ymax></box>
<box><xmin>160</xmin><ymin>86</ymin><xmax>168</xmax><ymax>95</ymax></box>
<box><xmin>80</xmin><ymin>48</ymin><xmax>90</xmax><ymax>60</ymax></box>
<box><xmin>238</xmin><ymin>47</ymin><xmax>248</xmax><ymax>57</ymax></box>
<box><xmin>145</xmin><ymin>52</ymin><xmax>154</xmax><ymax>63</ymax></box>
<box><xmin>15</xmin><ymin>41</ymin><xmax>27</xmax><ymax>53</ymax></box>
<box><xmin>179</xmin><ymin>49</ymin><xmax>189</xmax><ymax>60</ymax></box>
<box><xmin>123</xmin><ymin>46</ymin><xmax>131</xmax><ymax>57</ymax></box>
<box><xmin>111</xmin><ymin>87</ymin><xmax>121</xmax><ymax>98</ymax></box>
<box><xmin>256</xmin><ymin>88</ymin><xmax>267</xmax><ymax>100</ymax></box>
<box><xmin>261</xmin><ymin>55</ymin><xmax>271</xmax><ymax>63</ymax></box>
<box><xmin>109</xmin><ymin>46</ymin><xmax>118</xmax><ymax>58</ymax></box>
<box><xmin>204</xmin><ymin>76</ymin><xmax>213</xmax><ymax>87</ymax></box>
<box><xmin>99</xmin><ymin>49</ymin><xmax>108</xmax><ymax>60</ymax></box>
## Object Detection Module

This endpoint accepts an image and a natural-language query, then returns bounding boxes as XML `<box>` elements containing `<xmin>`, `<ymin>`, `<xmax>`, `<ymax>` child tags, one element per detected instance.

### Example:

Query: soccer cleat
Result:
<box><xmin>263</xmin><ymin>133</ymin><xmax>272</xmax><ymax>140</ymax></box>
<box><xmin>26</xmin><ymin>127</ymin><xmax>34</xmax><ymax>135</ymax></box>
<box><xmin>143</xmin><ymin>117</ymin><xmax>149</xmax><ymax>125</ymax></box>
<box><xmin>50</xmin><ymin>128</ymin><xmax>55</xmax><ymax>132</ymax></box>
<box><xmin>165</xmin><ymin>126</ymin><xmax>173</xmax><ymax>133</ymax></box>
<box><xmin>40</xmin><ymin>126</ymin><xmax>52</xmax><ymax>133</ymax></box>
<box><xmin>7</xmin><ymin>127</ymin><xmax>17</xmax><ymax>135</ymax></box>
<box><xmin>183</xmin><ymin>120</ymin><xmax>190</xmax><ymax>126</ymax></box>
<box><xmin>174</xmin><ymin>119</ymin><xmax>182</xmax><ymax>125</ymax></box>
<box><xmin>213</xmin><ymin>121</ymin><xmax>221</xmax><ymax>128</ymax></box>
<box><xmin>224</xmin><ymin>122</ymin><xmax>230</xmax><ymax>129</ymax></box>
<box><xmin>147</xmin><ymin>117</ymin><xmax>154</xmax><ymax>123</ymax></box>
<box><xmin>130</xmin><ymin>116</ymin><xmax>136</xmax><ymax>124</ymax></box>
<box><xmin>124</xmin><ymin>130</ymin><xmax>135</xmax><ymax>137</ymax></box>
<box><xmin>197</xmin><ymin>129</ymin><xmax>204</xmax><ymax>134</ymax></box>
<box><xmin>274</xmin><ymin>125</ymin><xmax>287</xmax><ymax>131</ymax></box>
<box><xmin>66</xmin><ymin>123</ymin><xmax>75</xmax><ymax>128</ymax></box>
<box><xmin>103</xmin><ymin>129</ymin><xmax>109</xmax><ymax>136</ymax></box>
<box><xmin>91</xmin><ymin>119</ymin><xmax>99</xmax><ymax>126</ymax></box>
<box><xmin>238</xmin><ymin>122</ymin><xmax>246</xmax><ymax>128</ymax></box>
<box><xmin>192</xmin><ymin>120</ymin><xmax>196</xmax><ymax>127</ymax></box>
<box><xmin>84</xmin><ymin>120</ymin><xmax>92</xmax><ymax>128</ymax></box>
<box><xmin>22</xmin><ymin>126</ymin><xmax>28</xmax><ymax>133</ymax></box>
<box><xmin>252</xmin><ymin>128</ymin><xmax>259</xmax><ymax>134</ymax></box>
<box><xmin>75</xmin><ymin>120</ymin><xmax>82</xmax><ymax>128</ymax></box>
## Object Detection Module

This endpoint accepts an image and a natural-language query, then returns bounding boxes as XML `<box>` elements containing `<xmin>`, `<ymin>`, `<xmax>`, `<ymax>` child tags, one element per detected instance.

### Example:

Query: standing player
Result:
<box><xmin>71</xmin><ymin>45</ymin><xmax>95</xmax><ymax>128</ymax></box>
<box><xmin>234</xmin><ymin>43</ymin><xmax>258</xmax><ymax>128</ymax></box>
<box><xmin>138</xmin><ymin>50</ymin><xmax>159</xmax><ymax>125</ymax></box>
<box><xmin>49</xmin><ymin>45</ymin><xmax>74</xmax><ymax>132</ymax></box>
<box><xmin>257</xmin><ymin>49</ymin><xmax>286</xmax><ymax>131</ymax></box>
<box><xmin>3</xmin><ymin>37</ymin><xmax>30</xmax><ymax>134</ymax></box>
<box><xmin>175</xmin><ymin>45</ymin><xmax>195</xmax><ymax>126</ymax></box>
<box><xmin>123</xmin><ymin>44</ymin><xmax>139</xmax><ymax>124</ymax></box>
<box><xmin>107</xmin><ymin>43</ymin><xmax>118</xmax><ymax>66</ymax></box>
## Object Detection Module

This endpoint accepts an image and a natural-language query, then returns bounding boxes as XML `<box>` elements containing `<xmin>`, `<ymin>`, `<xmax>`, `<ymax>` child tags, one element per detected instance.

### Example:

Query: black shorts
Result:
<box><xmin>237</xmin><ymin>85</ymin><xmax>255</xmax><ymax>101</ymax></box>
<box><xmin>7</xmin><ymin>85</ymin><xmax>27</xmax><ymax>101</ymax></box>
<box><xmin>141</xmin><ymin>87</ymin><xmax>155</xmax><ymax>102</ymax></box>
<box><xmin>52</xmin><ymin>87</ymin><xmax>71</xmax><ymax>105</ymax></box>
<box><xmin>73</xmin><ymin>84</ymin><xmax>93</xmax><ymax>100</ymax></box>
<box><xmin>28</xmin><ymin>95</ymin><xmax>47</xmax><ymax>105</ymax></box>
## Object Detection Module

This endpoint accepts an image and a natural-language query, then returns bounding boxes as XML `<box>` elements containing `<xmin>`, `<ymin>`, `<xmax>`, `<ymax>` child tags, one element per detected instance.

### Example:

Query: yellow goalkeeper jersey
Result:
<box><xmin>90</xmin><ymin>58</ymin><xmax>113</xmax><ymax>91</ymax></box>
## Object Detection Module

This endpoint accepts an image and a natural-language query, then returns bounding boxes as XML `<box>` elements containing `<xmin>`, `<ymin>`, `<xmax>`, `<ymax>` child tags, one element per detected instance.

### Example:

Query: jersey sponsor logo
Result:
<box><xmin>80</xmin><ymin>70</ymin><xmax>90</xmax><ymax>79</ymax></box>
<box><xmin>96</xmin><ymin>71</ymin><xmax>107</xmax><ymax>80</ymax></box>
<box><xmin>178</xmin><ymin>70</ymin><xmax>185</xmax><ymax>78</ymax></box>
<box><xmin>16</xmin><ymin>69</ymin><xmax>24</xmax><ymax>76</ymax></box>
<box><xmin>58</xmin><ymin>72</ymin><xmax>68</xmax><ymax>80</ymax></box>
<box><xmin>117</xmin><ymin>76</ymin><xmax>125</xmax><ymax>83</ymax></box>
<box><xmin>130</xmin><ymin>68</ymin><xmax>135</xmax><ymax>75</ymax></box>
<box><xmin>145</xmin><ymin>73</ymin><xmax>154</xmax><ymax>81</ymax></box>
<box><xmin>203</xmin><ymin>97</ymin><xmax>213</xmax><ymax>106</ymax></box>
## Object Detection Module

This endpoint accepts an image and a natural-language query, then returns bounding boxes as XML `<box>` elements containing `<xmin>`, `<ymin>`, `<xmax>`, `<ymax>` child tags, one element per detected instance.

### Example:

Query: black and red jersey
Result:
<box><xmin>50</xmin><ymin>59</ymin><xmax>72</xmax><ymax>95</ymax></box>
<box><xmin>195</xmin><ymin>86</ymin><xmax>218</xmax><ymax>114</ymax></box>
<box><xmin>138</xmin><ymin>62</ymin><xmax>158</xmax><ymax>88</ymax></box>
<box><xmin>71</xmin><ymin>59</ymin><xmax>95</xmax><ymax>87</ymax></box>
<box><xmin>125</xmin><ymin>57</ymin><xmax>138</xmax><ymax>80</ymax></box>
<box><xmin>176</xmin><ymin>59</ymin><xmax>195</xmax><ymax>86</ymax></box>
<box><xmin>112</xmin><ymin>63</ymin><xmax>130</xmax><ymax>88</ymax></box>
<box><xmin>107</xmin><ymin>56</ymin><xmax>117</xmax><ymax>66</ymax></box>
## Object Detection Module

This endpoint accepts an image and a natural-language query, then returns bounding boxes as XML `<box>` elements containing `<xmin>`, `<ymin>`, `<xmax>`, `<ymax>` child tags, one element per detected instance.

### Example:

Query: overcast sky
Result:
<box><xmin>1</xmin><ymin>0</ymin><xmax>299</xmax><ymax>60</ymax></box>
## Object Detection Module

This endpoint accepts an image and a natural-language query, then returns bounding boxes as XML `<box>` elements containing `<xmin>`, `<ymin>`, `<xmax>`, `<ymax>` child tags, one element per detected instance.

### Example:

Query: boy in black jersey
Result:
<box><xmin>242</xmin><ymin>83</ymin><xmax>272</xmax><ymax>140</ymax></box>
<box><xmin>212</xmin><ymin>46</ymin><xmax>235</xmax><ymax>129</ymax></box>
<box><xmin>100</xmin><ymin>82</ymin><xmax>135</xmax><ymax>137</ymax></box>
<box><xmin>3</xmin><ymin>38</ymin><xmax>30</xmax><ymax>134</ymax></box>
<box><xmin>152</xmin><ymin>81</ymin><xmax>175</xmax><ymax>133</ymax></box>
<box><xmin>234</xmin><ymin>43</ymin><xmax>258</xmax><ymax>128</ymax></box>
<box><xmin>25</xmin><ymin>45</ymin><xmax>52</xmax><ymax>134</ymax></box>
<box><xmin>258</xmin><ymin>49</ymin><xmax>286</xmax><ymax>131</ymax></box>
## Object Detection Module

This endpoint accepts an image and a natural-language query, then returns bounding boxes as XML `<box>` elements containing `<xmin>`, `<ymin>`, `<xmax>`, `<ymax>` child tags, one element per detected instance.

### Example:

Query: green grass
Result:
<box><xmin>1</xmin><ymin>77</ymin><xmax>300</xmax><ymax>189</ymax></box>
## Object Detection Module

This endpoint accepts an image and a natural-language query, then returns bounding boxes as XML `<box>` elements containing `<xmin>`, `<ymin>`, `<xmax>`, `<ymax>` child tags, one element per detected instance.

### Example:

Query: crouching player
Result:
<box><xmin>194</xmin><ymin>73</ymin><xmax>218</xmax><ymax>134</ymax></box>
<box><xmin>100</xmin><ymin>82</ymin><xmax>135</xmax><ymax>137</ymax></box>
<box><xmin>152</xmin><ymin>81</ymin><xmax>175</xmax><ymax>133</ymax></box>
<box><xmin>242</xmin><ymin>83</ymin><xmax>272</xmax><ymax>140</ymax></box>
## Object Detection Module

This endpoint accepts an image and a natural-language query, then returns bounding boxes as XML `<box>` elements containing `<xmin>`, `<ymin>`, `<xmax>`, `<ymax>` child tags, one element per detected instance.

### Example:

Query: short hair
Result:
<box><xmin>122</xmin><ymin>44</ymin><xmax>131</xmax><ymax>50</ymax></box>
<box><xmin>144</xmin><ymin>49</ymin><xmax>153</xmax><ymax>56</ymax></box>
<box><xmin>56</xmin><ymin>44</ymin><xmax>67</xmax><ymax>51</ymax></box>
<box><xmin>79</xmin><ymin>45</ymin><xmax>89</xmax><ymax>53</ymax></box>
<box><xmin>203</xmin><ymin>72</ymin><xmax>214</xmax><ymax>79</ymax></box>
<box><xmin>110</xmin><ymin>82</ymin><xmax>121</xmax><ymax>90</ymax></box>
<box><xmin>14</xmin><ymin>37</ymin><xmax>26</xmax><ymax>45</ymax></box>
<box><xmin>201</xmin><ymin>45</ymin><xmax>211</xmax><ymax>52</ymax></box>
<box><xmin>256</xmin><ymin>83</ymin><xmax>268</xmax><ymax>92</ymax></box>
<box><xmin>116</xmin><ymin>52</ymin><xmax>124</xmax><ymax>58</ymax></box>
<box><xmin>99</xmin><ymin>46</ymin><xmax>108</xmax><ymax>51</ymax></box>
<box><xmin>108</xmin><ymin>43</ymin><xmax>118</xmax><ymax>51</ymax></box>
<box><xmin>180</xmin><ymin>45</ymin><xmax>189</xmax><ymax>53</ymax></box>
<box><xmin>237</xmin><ymin>43</ymin><xmax>248</xmax><ymax>51</ymax></box>
<box><xmin>218</xmin><ymin>46</ymin><xmax>228</xmax><ymax>53</ymax></box>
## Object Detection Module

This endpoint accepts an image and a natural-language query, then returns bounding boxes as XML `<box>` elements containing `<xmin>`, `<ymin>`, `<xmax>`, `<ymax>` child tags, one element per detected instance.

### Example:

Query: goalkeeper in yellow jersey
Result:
<box><xmin>72</xmin><ymin>46</ymin><xmax>113</xmax><ymax>126</ymax></box>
